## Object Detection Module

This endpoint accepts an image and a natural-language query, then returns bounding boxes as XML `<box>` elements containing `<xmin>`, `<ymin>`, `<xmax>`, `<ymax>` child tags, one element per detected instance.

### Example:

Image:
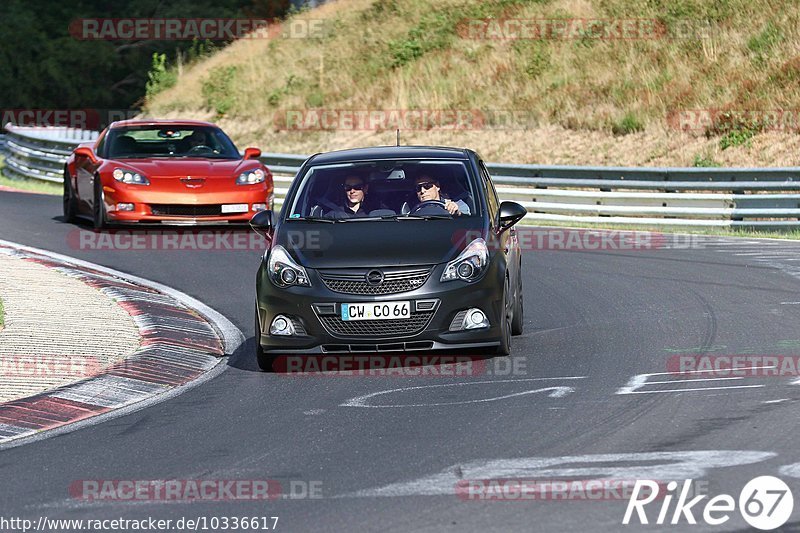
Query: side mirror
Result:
<box><xmin>243</xmin><ymin>147</ymin><xmax>262</xmax><ymax>160</ymax></box>
<box><xmin>498</xmin><ymin>201</ymin><xmax>527</xmax><ymax>231</ymax></box>
<box><xmin>74</xmin><ymin>146</ymin><xmax>98</xmax><ymax>164</ymax></box>
<box><xmin>250</xmin><ymin>210</ymin><xmax>273</xmax><ymax>237</ymax></box>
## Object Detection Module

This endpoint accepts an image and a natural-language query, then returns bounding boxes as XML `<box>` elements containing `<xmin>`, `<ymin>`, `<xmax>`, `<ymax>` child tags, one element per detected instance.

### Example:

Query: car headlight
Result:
<box><xmin>441</xmin><ymin>238</ymin><xmax>488</xmax><ymax>282</ymax></box>
<box><xmin>267</xmin><ymin>245</ymin><xmax>311</xmax><ymax>287</ymax></box>
<box><xmin>112</xmin><ymin>168</ymin><xmax>149</xmax><ymax>185</ymax></box>
<box><xmin>237</xmin><ymin>168</ymin><xmax>266</xmax><ymax>185</ymax></box>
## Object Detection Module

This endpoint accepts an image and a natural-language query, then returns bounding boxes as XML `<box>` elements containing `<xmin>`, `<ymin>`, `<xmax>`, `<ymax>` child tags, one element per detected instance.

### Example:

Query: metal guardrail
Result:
<box><xmin>4</xmin><ymin>125</ymin><xmax>800</xmax><ymax>229</ymax></box>
<box><xmin>261</xmin><ymin>154</ymin><xmax>800</xmax><ymax>229</ymax></box>
<box><xmin>3</xmin><ymin>125</ymin><xmax>99</xmax><ymax>183</ymax></box>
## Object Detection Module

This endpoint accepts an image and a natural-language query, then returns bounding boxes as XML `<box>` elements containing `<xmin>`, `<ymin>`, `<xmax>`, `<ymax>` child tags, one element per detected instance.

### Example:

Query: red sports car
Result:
<box><xmin>63</xmin><ymin>119</ymin><xmax>274</xmax><ymax>228</ymax></box>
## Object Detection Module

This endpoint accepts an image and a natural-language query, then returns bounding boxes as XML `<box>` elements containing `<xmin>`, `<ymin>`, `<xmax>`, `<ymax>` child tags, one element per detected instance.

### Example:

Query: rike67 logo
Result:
<box><xmin>624</xmin><ymin>476</ymin><xmax>793</xmax><ymax>530</ymax></box>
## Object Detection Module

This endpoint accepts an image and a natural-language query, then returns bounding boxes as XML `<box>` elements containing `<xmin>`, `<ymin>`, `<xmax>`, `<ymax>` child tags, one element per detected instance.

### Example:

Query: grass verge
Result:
<box><xmin>144</xmin><ymin>0</ymin><xmax>800</xmax><ymax>166</ymax></box>
<box><xmin>0</xmin><ymin>297</ymin><xmax>4</xmax><ymax>330</ymax></box>
<box><xmin>0</xmin><ymin>157</ymin><xmax>62</xmax><ymax>195</ymax></box>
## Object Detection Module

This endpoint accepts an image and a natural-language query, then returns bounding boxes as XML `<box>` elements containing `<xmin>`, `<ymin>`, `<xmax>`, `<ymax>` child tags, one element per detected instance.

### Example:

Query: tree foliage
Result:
<box><xmin>0</xmin><ymin>0</ymin><xmax>295</xmax><ymax>110</ymax></box>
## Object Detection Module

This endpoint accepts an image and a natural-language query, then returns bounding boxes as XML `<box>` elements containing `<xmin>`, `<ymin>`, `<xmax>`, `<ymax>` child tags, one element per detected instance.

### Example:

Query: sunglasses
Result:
<box><xmin>343</xmin><ymin>183</ymin><xmax>365</xmax><ymax>191</ymax></box>
<box><xmin>415</xmin><ymin>181</ymin><xmax>437</xmax><ymax>192</ymax></box>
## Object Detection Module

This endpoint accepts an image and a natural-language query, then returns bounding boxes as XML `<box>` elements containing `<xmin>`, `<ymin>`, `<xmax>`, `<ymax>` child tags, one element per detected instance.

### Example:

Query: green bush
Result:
<box><xmin>145</xmin><ymin>53</ymin><xmax>177</xmax><ymax>100</ymax></box>
<box><xmin>611</xmin><ymin>112</ymin><xmax>644</xmax><ymax>135</ymax></box>
<box><xmin>747</xmin><ymin>21</ymin><xmax>782</xmax><ymax>65</ymax></box>
<box><xmin>387</xmin><ymin>0</ymin><xmax>537</xmax><ymax>69</ymax></box>
<box><xmin>201</xmin><ymin>66</ymin><xmax>238</xmax><ymax>116</ymax></box>
<box><xmin>719</xmin><ymin>128</ymin><xmax>756</xmax><ymax>150</ymax></box>
<box><xmin>388</xmin><ymin>12</ymin><xmax>453</xmax><ymax>68</ymax></box>
<box><xmin>693</xmin><ymin>154</ymin><xmax>721</xmax><ymax>167</ymax></box>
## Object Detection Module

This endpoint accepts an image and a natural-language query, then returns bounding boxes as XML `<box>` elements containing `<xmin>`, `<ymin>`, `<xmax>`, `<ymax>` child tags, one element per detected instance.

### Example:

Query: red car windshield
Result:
<box><xmin>104</xmin><ymin>126</ymin><xmax>240</xmax><ymax>159</ymax></box>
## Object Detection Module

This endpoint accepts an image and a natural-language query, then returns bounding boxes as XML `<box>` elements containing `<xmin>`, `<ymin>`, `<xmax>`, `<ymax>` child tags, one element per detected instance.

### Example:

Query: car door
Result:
<box><xmin>478</xmin><ymin>159</ymin><xmax>520</xmax><ymax>283</ymax></box>
<box><xmin>75</xmin><ymin>134</ymin><xmax>104</xmax><ymax>211</ymax></box>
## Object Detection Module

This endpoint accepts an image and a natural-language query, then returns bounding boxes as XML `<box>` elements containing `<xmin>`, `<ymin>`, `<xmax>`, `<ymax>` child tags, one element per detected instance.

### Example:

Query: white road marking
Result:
<box><xmin>616</xmin><ymin>366</ymin><xmax>775</xmax><ymax>395</ymax></box>
<box><xmin>762</xmin><ymin>399</ymin><xmax>790</xmax><ymax>404</ymax></box>
<box><xmin>646</xmin><ymin>377</ymin><xmax>745</xmax><ymax>385</ymax></box>
<box><xmin>343</xmin><ymin>451</ymin><xmax>775</xmax><ymax>498</ymax></box>
<box><xmin>619</xmin><ymin>385</ymin><xmax>764</xmax><ymax>394</ymax></box>
<box><xmin>779</xmin><ymin>462</ymin><xmax>800</xmax><ymax>478</ymax></box>
<box><xmin>340</xmin><ymin>377</ymin><xmax>586</xmax><ymax>408</ymax></box>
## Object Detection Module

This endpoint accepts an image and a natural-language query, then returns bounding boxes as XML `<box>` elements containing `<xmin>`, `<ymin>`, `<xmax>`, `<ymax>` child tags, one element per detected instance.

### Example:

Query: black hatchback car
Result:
<box><xmin>251</xmin><ymin>146</ymin><xmax>527</xmax><ymax>370</ymax></box>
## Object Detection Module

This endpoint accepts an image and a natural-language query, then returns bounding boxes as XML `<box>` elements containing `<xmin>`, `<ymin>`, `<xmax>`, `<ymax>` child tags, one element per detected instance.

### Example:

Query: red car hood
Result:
<box><xmin>109</xmin><ymin>158</ymin><xmax>254</xmax><ymax>178</ymax></box>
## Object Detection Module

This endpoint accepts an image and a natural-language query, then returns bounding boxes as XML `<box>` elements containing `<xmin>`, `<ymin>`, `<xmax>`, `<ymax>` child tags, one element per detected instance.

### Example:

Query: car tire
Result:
<box><xmin>496</xmin><ymin>276</ymin><xmax>512</xmax><ymax>356</ymax></box>
<box><xmin>255</xmin><ymin>305</ymin><xmax>276</xmax><ymax>372</ymax></box>
<box><xmin>92</xmin><ymin>175</ymin><xmax>106</xmax><ymax>230</ymax></box>
<box><xmin>63</xmin><ymin>169</ymin><xmax>77</xmax><ymax>223</ymax></box>
<box><xmin>511</xmin><ymin>264</ymin><xmax>524</xmax><ymax>336</ymax></box>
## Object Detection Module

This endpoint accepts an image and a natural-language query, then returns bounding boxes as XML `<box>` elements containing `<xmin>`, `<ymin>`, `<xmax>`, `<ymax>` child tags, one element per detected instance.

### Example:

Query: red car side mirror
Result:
<box><xmin>74</xmin><ymin>146</ymin><xmax>98</xmax><ymax>164</ymax></box>
<box><xmin>243</xmin><ymin>147</ymin><xmax>262</xmax><ymax>160</ymax></box>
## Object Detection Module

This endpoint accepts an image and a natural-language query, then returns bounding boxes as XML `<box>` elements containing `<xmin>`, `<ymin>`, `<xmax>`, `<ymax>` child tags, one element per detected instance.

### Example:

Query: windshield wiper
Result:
<box><xmin>336</xmin><ymin>215</ymin><xmax>397</xmax><ymax>222</ymax></box>
<box><xmin>394</xmin><ymin>214</ymin><xmax>452</xmax><ymax>220</ymax></box>
<box><xmin>288</xmin><ymin>216</ymin><xmax>336</xmax><ymax>224</ymax></box>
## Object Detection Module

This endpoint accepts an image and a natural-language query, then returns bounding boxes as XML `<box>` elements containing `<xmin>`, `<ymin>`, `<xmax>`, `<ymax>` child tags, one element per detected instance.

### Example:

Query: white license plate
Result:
<box><xmin>341</xmin><ymin>301</ymin><xmax>411</xmax><ymax>321</ymax></box>
<box><xmin>221</xmin><ymin>203</ymin><xmax>249</xmax><ymax>213</ymax></box>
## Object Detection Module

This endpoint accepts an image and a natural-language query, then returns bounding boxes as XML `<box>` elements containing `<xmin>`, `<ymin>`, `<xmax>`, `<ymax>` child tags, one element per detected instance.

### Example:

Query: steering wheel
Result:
<box><xmin>412</xmin><ymin>199</ymin><xmax>449</xmax><ymax>213</ymax></box>
<box><xmin>187</xmin><ymin>145</ymin><xmax>214</xmax><ymax>154</ymax></box>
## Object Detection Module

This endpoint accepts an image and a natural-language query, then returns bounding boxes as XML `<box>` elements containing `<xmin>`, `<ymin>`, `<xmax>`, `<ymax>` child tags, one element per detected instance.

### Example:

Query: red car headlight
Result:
<box><xmin>113</xmin><ymin>168</ymin><xmax>149</xmax><ymax>185</ymax></box>
<box><xmin>237</xmin><ymin>168</ymin><xmax>266</xmax><ymax>185</ymax></box>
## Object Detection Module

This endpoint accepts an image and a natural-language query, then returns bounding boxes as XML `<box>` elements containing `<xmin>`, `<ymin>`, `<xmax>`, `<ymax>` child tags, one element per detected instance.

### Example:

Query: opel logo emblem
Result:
<box><xmin>366</xmin><ymin>270</ymin><xmax>384</xmax><ymax>286</ymax></box>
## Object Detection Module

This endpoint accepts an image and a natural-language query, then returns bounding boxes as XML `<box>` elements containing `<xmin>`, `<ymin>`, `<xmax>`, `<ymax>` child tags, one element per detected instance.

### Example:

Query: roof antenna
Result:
<box><xmin>396</xmin><ymin>129</ymin><xmax>400</xmax><ymax>146</ymax></box>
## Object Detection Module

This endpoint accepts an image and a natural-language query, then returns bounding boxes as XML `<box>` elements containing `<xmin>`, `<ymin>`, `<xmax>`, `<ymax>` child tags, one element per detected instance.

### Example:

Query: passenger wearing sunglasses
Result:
<box><xmin>335</xmin><ymin>175</ymin><xmax>370</xmax><ymax>217</ymax></box>
<box><xmin>413</xmin><ymin>175</ymin><xmax>470</xmax><ymax>216</ymax></box>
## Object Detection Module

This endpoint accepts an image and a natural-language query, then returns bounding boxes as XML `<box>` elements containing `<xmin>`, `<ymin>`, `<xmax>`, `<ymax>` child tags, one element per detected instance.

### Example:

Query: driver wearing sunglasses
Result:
<box><xmin>413</xmin><ymin>175</ymin><xmax>470</xmax><ymax>216</ymax></box>
<box><xmin>339</xmin><ymin>175</ymin><xmax>370</xmax><ymax>217</ymax></box>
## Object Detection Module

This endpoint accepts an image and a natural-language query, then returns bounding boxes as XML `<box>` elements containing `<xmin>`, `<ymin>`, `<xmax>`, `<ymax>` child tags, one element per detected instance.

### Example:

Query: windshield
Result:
<box><xmin>105</xmin><ymin>125</ymin><xmax>240</xmax><ymax>159</ymax></box>
<box><xmin>287</xmin><ymin>160</ymin><xmax>479</xmax><ymax>221</ymax></box>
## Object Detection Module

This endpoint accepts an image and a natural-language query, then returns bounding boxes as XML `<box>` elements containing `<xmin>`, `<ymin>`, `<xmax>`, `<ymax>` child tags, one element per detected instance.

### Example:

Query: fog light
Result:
<box><xmin>469</xmin><ymin>310</ymin><xmax>485</xmax><ymax>325</ymax></box>
<box><xmin>449</xmin><ymin>308</ymin><xmax>489</xmax><ymax>331</ymax></box>
<box><xmin>116</xmin><ymin>203</ymin><xmax>134</xmax><ymax>212</ymax></box>
<box><xmin>270</xmin><ymin>315</ymin><xmax>296</xmax><ymax>336</ymax></box>
<box><xmin>252</xmin><ymin>203</ymin><xmax>267</xmax><ymax>212</ymax></box>
<box><xmin>465</xmin><ymin>309</ymin><xmax>488</xmax><ymax>330</ymax></box>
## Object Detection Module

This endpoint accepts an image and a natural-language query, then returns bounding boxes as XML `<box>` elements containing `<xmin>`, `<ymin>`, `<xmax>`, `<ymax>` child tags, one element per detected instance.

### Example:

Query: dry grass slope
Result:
<box><xmin>146</xmin><ymin>0</ymin><xmax>800</xmax><ymax>166</ymax></box>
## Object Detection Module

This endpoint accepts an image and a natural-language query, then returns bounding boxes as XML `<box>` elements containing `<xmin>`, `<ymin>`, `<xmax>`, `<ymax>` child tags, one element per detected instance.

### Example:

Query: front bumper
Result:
<box><xmin>256</xmin><ymin>259</ymin><xmax>505</xmax><ymax>354</ymax></box>
<box><xmin>101</xmin><ymin>184</ymin><xmax>271</xmax><ymax>225</ymax></box>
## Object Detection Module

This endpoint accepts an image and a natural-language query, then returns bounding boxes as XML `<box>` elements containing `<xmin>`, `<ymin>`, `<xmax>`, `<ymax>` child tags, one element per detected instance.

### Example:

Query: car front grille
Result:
<box><xmin>319</xmin><ymin>267</ymin><xmax>432</xmax><ymax>295</ymax></box>
<box><xmin>150</xmin><ymin>204</ymin><xmax>222</xmax><ymax>217</ymax></box>
<box><xmin>318</xmin><ymin>312</ymin><xmax>434</xmax><ymax>338</ymax></box>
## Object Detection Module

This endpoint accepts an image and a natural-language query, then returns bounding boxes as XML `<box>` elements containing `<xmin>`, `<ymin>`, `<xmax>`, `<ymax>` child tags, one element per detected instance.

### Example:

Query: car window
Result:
<box><xmin>479</xmin><ymin>160</ymin><xmax>499</xmax><ymax>218</ymax></box>
<box><xmin>95</xmin><ymin>130</ymin><xmax>107</xmax><ymax>158</ymax></box>
<box><xmin>287</xmin><ymin>160</ymin><xmax>479</xmax><ymax>220</ymax></box>
<box><xmin>105</xmin><ymin>126</ymin><xmax>240</xmax><ymax>159</ymax></box>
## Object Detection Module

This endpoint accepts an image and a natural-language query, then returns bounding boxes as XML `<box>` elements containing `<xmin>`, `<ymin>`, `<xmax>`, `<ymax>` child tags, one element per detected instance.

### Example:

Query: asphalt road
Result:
<box><xmin>2</xmin><ymin>189</ymin><xmax>800</xmax><ymax>532</ymax></box>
